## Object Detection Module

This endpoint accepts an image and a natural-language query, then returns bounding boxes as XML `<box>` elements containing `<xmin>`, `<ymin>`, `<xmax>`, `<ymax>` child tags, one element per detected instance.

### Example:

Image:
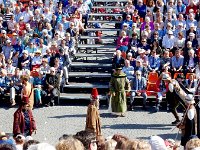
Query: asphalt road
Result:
<box><xmin>0</xmin><ymin>105</ymin><xmax>182</xmax><ymax>146</ymax></box>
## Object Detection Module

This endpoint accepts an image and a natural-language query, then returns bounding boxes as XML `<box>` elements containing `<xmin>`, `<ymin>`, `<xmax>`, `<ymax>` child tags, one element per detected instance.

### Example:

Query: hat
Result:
<box><xmin>1</xmin><ymin>30</ymin><xmax>6</xmax><ymax>34</ymax></box>
<box><xmin>22</xmin><ymin>50</ymin><xmax>28</xmax><ymax>55</ymax></box>
<box><xmin>6</xmin><ymin>40</ymin><xmax>11</xmax><ymax>44</ymax></box>
<box><xmin>123</xmin><ymin>23</ymin><xmax>129</xmax><ymax>26</ymax></box>
<box><xmin>132</xmin><ymin>23</ymin><xmax>137</xmax><ymax>27</ymax></box>
<box><xmin>136</xmin><ymin>59</ymin><xmax>142</xmax><ymax>63</ymax></box>
<box><xmin>178</xmin><ymin>22</ymin><xmax>183</xmax><ymax>26</ymax></box>
<box><xmin>0</xmin><ymin>132</ymin><xmax>7</xmax><ymax>138</ymax></box>
<box><xmin>190</xmin><ymin>23</ymin><xmax>195</xmax><ymax>28</ymax></box>
<box><xmin>21</xmin><ymin>96</ymin><xmax>29</xmax><ymax>104</ymax></box>
<box><xmin>50</xmin><ymin>67</ymin><xmax>55</xmax><ymax>72</ymax></box>
<box><xmin>149</xmin><ymin>136</ymin><xmax>167</xmax><ymax>150</ymax></box>
<box><xmin>91</xmin><ymin>88</ymin><xmax>99</xmax><ymax>100</ymax></box>
<box><xmin>138</xmin><ymin>49</ymin><xmax>146</xmax><ymax>54</ymax></box>
<box><xmin>19</xmin><ymin>16</ymin><xmax>24</xmax><ymax>20</ymax></box>
<box><xmin>189</xmin><ymin>32</ymin><xmax>195</xmax><ymax>37</ymax></box>
<box><xmin>185</xmin><ymin>94</ymin><xmax>195</xmax><ymax>104</ymax></box>
<box><xmin>162</xmin><ymin>73</ymin><xmax>171</xmax><ymax>80</ymax></box>
<box><xmin>168</xmin><ymin>30</ymin><xmax>173</xmax><ymax>35</ymax></box>
<box><xmin>34</xmin><ymin>50</ymin><xmax>41</xmax><ymax>54</ymax></box>
<box><xmin>42</xmin><ymin>29</ymin><xmax>48</xmax><ymax>34</ymax></box>
<box><xmin>51</xmin><ymin>41</ymin><xmax>57</xmax><ymax>45</ymax></box>
<box><xmin>16</xmin><ymin>134</ymin><xmax>25</xmax><ymax>140</ymax></box>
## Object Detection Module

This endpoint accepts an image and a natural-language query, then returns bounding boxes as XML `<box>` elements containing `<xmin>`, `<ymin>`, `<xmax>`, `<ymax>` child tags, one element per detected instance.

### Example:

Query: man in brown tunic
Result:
<box><xmin>85</xmin><ymin>88</ymin><xmax>101</xmax><ymax>137</ymax></box>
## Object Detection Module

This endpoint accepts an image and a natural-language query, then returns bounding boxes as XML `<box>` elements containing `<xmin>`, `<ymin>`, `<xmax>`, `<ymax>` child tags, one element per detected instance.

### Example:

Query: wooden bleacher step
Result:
<box><xmin>80</xmin><ymin>35</ymin><xmax>117</xmax><ymax>39</ymax></box>
<box><xmin>60</xmin><ymin>93</ymin><xmax>107</xmax><ymax>101</ymax></box>
<box><xmin>63</xmin><ymin>82</ymin><xmax>109</xmax><ymax>89</ymax></box>
<box><xmin>88</xmin><ymin>19</ymin><xmax>121</xmax><ymax>23</ymax></box>
<box><xmin>85</xmin><ymin>28</ymin><xmax>120</xmax><ymax>32</ymax></box>
<box><xmin>69</xmin><ymin>72</ymin><xmax>111</xmax><ymax>78</ymax></box>
<box><xmin>77</xmin><ymin>44</ymin><xmax>116</xmax><ymax>49</ymax></box>
<box><xmin>89</xmin><ymin>13</ymin><xmax>122</xmax><ymax>16</ymax></box>
<box><xmin>93</xmin><ymin>0</ymin><xmax>128</xmax><ymax>2</ymax></box>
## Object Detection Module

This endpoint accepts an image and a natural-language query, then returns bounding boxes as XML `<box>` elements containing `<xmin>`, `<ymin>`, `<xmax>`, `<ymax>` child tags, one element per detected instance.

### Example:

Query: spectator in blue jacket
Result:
<box><xmin>135</xmin><ymin>0</ymin><xmax>146</xmax><ymax>19</ymax></box>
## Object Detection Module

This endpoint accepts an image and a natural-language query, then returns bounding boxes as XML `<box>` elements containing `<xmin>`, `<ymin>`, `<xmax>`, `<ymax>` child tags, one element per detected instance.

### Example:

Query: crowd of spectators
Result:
<box><xmin>0</xmin><ymin>0</ymin><xmax>94</xmax><ymax>106</ymax></box>
<box><xmin>1</xmin><ymin>130</ymin><xmax>200</xmax><ymax>150</ymax></box>
<box><xmin>112</xmin><ymin>0</ymin><xmax>200</xmax><ymax>82</ymax></box>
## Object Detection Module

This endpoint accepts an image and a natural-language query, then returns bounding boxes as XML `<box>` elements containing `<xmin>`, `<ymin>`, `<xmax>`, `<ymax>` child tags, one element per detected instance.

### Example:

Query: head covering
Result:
<box><xmin>149</xmin><ymin>136</ymin><xmax>167</xmax><ymax>150</ymax></box>
<box><xmin>138</xmin><ymin>49</ymin><xmax>146</xmax><ymax>54</ymax></box>
<box><xmin>34</xmin><ymin>50</ymin><xmax>41</xmax><ymax>54</ymax></box>
<box><xmin>0</xmin><ymin>132</ymin><xmax>7</xmax><ymax>139</ymax></box>
<box><xmin>189</xmin><ymin>32</ymin><xmax>195</xmax><ymax>37</ymax></box>
<box><xmin>115</xmin><ymin>64</ymin><xmax>122</xmax><ymax>70</ymax></box>
<box><xmin>1</xmin><ymin>30</ymin><xmax>6</xmax><ymax>34</ymax></box>
<box><xmin>168</xmin><ymin>30</ymin><xmax>173</xmax><ymax>35</ymax></box>
<box><xmin>91</xmin><ymin>88</ymin><xmax>99</xmax><ymax>100</ymax></box>
<box><xmin>22</xmin><ymin>50</ymin><xmax>28</xmax><ymax>55</ymax></box>
<box><xmin>162</xmin><ymin>74</ymin><xmax>171</xmax><ymax>80</ymax></box>
<box><xmin>16</xmin><ymin>134</ymin><xmax>25</xmax><ymax>140</ymax></box>
<box><xmin>6</xmin><ymin>39</ymin><xmax>11</xmax><ymax>44</ymax></box>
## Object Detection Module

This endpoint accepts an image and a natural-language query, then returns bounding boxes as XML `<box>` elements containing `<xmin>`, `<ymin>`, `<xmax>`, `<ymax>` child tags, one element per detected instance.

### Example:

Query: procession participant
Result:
<box><xmin>109</xmin><ymin>65</ymin><xmax>130</xmax><ymax>117</ymax></box>
<box><xmin>13</xmin><ymin>96</ymin><xmax>36</xmax><ymax>137</ymax></box>
<box><xmin>20</xmin><ymin>75</ymin><xmax>34</xmax><ymax>110</ymax></box>
<box><xmin>177</xmin><ymin>94</ymin><xmax>197</xmax><ymax>147</ymax></box>
<box><xmin>155</xmin><ymin>73</ymin><xmax>171</xmax><ymax>112</ymax></box>
<box><xmin>85</xmin><ymin>88</ymin><xmax>101</xmax><ymax>137</ymax></box>
<box><xmin>130</xmin><ymin>70</ymin><xmax>147</xmax><ymax>111</ymax></box>
<box><xmin>168</xmin><ymin>73</ymin><xmax>192</xmax><ymax>125</ymax></box>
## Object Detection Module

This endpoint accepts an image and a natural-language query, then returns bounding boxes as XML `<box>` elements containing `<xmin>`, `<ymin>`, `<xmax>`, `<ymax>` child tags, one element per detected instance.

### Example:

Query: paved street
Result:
<box><xmin>0</xmin><ymin>105</ymin><xmax>182</xmax><ymax>146</ymax></box>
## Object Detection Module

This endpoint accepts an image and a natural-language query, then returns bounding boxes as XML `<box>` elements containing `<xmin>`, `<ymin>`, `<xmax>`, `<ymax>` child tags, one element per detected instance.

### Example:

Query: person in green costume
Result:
<box><xmin>109</xmin><ymin>66</ymin><xmax>130</xmax><ymax>117</ymax></box>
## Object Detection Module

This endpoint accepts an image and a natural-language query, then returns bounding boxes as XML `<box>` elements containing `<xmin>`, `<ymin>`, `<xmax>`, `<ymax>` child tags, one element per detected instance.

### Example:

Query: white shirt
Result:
<box><xmin>31</xmin><ymin>56</ymin><xmax>42</xmax><ymax>65</ymax></box>
<box><xmin>162</xmin><ymin>35</ymin><xmax>176</xmax><ymax>49</ymax></box>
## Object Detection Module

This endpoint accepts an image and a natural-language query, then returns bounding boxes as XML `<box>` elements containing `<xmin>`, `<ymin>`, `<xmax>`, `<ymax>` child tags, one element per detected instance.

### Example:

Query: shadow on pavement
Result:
<box><xmin>102</xmin><ymin>123</ymin><xmax>172</xmax><ymax>130</ymax></box>
<box><xmin>49</xmin><ymin>114</ymin><xmax>87</xmax><ymax>118</ymax></box>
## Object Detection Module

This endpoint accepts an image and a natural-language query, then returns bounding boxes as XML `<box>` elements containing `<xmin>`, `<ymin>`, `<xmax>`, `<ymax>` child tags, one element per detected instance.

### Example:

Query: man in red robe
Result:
<box><xmin>13</xmin><ymin>96</ymin><xmax>36</xmax><ymax>137</ymax></box>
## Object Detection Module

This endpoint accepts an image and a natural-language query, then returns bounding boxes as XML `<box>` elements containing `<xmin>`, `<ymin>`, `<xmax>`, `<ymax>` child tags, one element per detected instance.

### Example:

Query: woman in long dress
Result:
<box><xmin>21</xmin><ymin>75</ymin><xmax>34</xmax><ymax>109</ymax></box>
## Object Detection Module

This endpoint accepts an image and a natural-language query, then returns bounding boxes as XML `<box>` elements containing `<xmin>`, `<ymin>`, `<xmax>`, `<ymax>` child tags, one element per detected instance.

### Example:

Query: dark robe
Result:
<box><xmin>180</xmin><ymin>106</ymin><xmax>197</xmax><ymax>146</ymax></box>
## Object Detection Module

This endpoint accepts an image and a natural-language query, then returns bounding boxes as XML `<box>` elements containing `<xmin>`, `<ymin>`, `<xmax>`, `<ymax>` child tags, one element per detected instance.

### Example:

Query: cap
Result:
<box><xmin>91</xmin><ymin>88</ymin><xmax>99</xmax><ymax>100</ymax></box>
<box><xmin>0</xmin><ymin>132</ymin><xmax>7</xmax><ymax>138</ymax></box>
<box><xmin>178</xmin><ymin>22</ymin><xmax>183</xmax><ymax>26</ymax></box>
<box><xmin>189</xmin><ymin>32</ymin><xmax>195</xmax><ymax>37</ymax></box>
<box><xmin>22</xmin><ymin>50</ymin><xmax>28</xmax><ymax>55</ymax></box>
<box><xmin>16</xmin><ymin>134</ymin><xmax>25</xmax><ymax>140</ymax></box>
<box><xmin>162</xmin><ymin>74</ymin><xmax>171</xmax><ymax>80</ymax></box>
<box><xmin>1</xmin><ymin>30</ymin><xmax>6</xmax><ymax>34</ymax></box>
<box><xmin>138</xmin><ymin>48</ymin><xmax>146</xmax><ymax>54</ymax></box>
<box><xmin>115</xmin><ymin>64</ymin><xmax>122</xmax><ymax>70</ymax></box>
<box><xmin>6</xmin><ymin>40</ymin><xmax>11</xmax><ymax>44</ymax></box>
<box><xmin>168</xmin><ymin>30</ymin><xmax>173</xmax><ymax>35</ymax></box>
<box><xmin>34</xmin><ymin>50</ymin><xmax>41</xmax><ymax>54</ymax></box>
<box><xmin>123</xmin><ymin>23</ymin><xmax>129</xmax><ymax>26</ymax></box>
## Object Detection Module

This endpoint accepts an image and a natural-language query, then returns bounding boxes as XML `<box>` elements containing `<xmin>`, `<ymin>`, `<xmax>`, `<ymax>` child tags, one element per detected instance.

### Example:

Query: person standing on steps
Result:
<box><xmin>109</xmin><ymin>65</ymin><xmax>130</xmax><ymax>117</ymax></box>
<box><xmin>85</xmin><ymin>88</ymin><xmax>101</xmax><ymax>137</ymax></box>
